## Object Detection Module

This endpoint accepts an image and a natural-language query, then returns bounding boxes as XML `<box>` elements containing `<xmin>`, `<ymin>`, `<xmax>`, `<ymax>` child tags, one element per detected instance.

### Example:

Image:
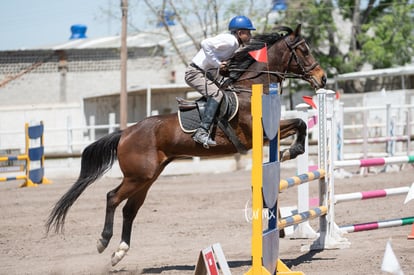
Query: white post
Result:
<box><xmin>290</xmin><ymin>103</ymin><xmax>318</xmax><ymax>238</ymax></box>
<box><xmin>108</xmin><ymin>113</ymin><xmax>116</xmax><ymax>133</ymax></box>
<box><xmin>334</xmin><ymin>101</ymin><xmax>351</xmax><ymax>179</ymax></box>
<box><xmin>386</xmin><ymin>103</ymin><xmax>391</xmax><ymax>156</ymax></box>
<box><xmin>361</xmin><ymin>109</ymin><xmax>368</xmax><ymax>175</ymax></box>
<box><xmin>146</xmin><ymin>85</ymin><xmax>152</xmax><ymax>117</ymax></box>
<box><xmin>390</xmin><ymin>115</ymin><xmax>396</xmax><ymax>156</ymax></box>
<box><xmin>305</xmin><ymin>89</ymin><xmax>350</xmax><ymax>251</ymax></box>
<box><xmin>66</xmin><ymin>115</ymin><xmax>73</xmax><ymax>154</ymax></box>
<box><xmin>89</xmin><ymin>115</ymin><xmax>96</xmax><ymax>141</ymax></box>
<box><xmin>407</xmin><ymin>108</ymin><xmax>412</xmax><ymax>155</ymax></box>
<box><xmin>336</xmin><ymin>102</ymin><xmax>345</xmax><ymax>161</ymax></box>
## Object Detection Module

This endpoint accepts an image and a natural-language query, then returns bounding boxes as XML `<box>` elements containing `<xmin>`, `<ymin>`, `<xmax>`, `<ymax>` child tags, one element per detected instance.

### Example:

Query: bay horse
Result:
<box><xmin>46</xmin><ymin>24</ymin><xmax>326</xmax><ymax>266</ymax></box>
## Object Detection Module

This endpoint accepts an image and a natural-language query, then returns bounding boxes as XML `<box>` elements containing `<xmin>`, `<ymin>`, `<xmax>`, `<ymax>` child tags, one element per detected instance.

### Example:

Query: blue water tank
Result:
<box><xmin>69</xmin><ymin>24</ymin><xmax>87</xmax><ymax>40</ymax></box>
<box><xmin>156</xmin><ymin>10</ymin><xmax>176</xmax><ymax>27</ymax></box>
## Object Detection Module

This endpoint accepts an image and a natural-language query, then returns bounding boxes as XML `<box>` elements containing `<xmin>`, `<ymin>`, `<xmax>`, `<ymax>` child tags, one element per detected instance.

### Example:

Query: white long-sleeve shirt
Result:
<box><xmin>191</xmin><ymin>33</ymin><xmax>239</xmax><ymax>71</ymax></box>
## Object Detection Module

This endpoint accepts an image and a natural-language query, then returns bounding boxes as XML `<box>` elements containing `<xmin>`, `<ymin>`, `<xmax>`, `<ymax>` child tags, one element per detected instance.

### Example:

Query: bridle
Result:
<box><xmin>284</xmin><ymin>37</ymin><xmax>319</xmax><ymax>83</ymax></box>
<box><xmin>228</xmin><ymin>34</ymin><xmax>320</xmax><ymax>88</ymax></box>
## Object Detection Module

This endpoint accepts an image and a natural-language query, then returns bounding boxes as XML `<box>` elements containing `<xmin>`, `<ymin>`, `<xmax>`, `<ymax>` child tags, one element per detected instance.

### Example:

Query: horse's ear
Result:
<box><xmin>294</xmin><ymin>24</ymin><xmax>302</xmax><ymax>36</ymax></box>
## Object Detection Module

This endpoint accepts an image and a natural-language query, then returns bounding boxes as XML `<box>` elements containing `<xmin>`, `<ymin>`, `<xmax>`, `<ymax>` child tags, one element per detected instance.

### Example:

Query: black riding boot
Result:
<box><xmin>193</xmin><ymin>97</ymin><xmax>220</xmax><ymax>148</ymax></box>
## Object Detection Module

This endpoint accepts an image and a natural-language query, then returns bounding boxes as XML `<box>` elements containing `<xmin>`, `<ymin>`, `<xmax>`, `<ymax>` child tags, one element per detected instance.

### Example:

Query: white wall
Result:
<box><xmin>0</xmin><ymin>103</ymin><xmax>86</xmax><ymax>153</ymax></box>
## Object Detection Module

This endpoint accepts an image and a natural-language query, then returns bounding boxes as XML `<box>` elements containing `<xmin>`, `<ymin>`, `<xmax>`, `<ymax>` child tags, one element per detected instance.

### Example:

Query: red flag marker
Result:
<box><xmin>302</xmin><ymin>96</ymin><xmax>317</xmax><ymax>109</ymax></box>
<box><xmin>249</xmin><ymin>45</ymin><xmax>268</xmax><ymax>63</ymax></box>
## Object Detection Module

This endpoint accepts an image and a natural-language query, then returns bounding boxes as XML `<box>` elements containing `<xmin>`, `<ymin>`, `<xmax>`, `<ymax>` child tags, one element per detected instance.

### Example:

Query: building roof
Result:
<box><xmin>36</xmin><ymin>30</ymin><xmax>169</xmax><ymax>50</ymax></box>
<box><xmin>30</xmin><ymin>23</ymin><xmax>226</xmax><ymax>56</ymax></box>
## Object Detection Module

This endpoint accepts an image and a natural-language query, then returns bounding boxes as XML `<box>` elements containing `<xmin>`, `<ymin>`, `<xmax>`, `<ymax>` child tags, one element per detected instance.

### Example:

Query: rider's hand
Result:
<box><xmin>219</xmin><ymin>61</ymin><xmax>227</xmax><ymax>69</ymax></box>
<box><xmin>219</xmin><ymin>61</ymin><xmax>229</xmax><ymax>77</ymax></box>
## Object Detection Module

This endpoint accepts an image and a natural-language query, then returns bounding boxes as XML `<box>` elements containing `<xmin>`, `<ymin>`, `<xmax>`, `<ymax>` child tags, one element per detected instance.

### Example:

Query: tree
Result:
<box><xmin>358</xmin><ymin>1</ymin><xmax>414</xmax><ymax>68</ymax></box>
<box><xmin>337</xmin><ymin>0</ymin><xmax>413</xmax><ymax>70</ymax></box>
<box><xmin>271</xmin><ymin>0</ymin><xmax>413</xmax><ymax>92</ymax></box>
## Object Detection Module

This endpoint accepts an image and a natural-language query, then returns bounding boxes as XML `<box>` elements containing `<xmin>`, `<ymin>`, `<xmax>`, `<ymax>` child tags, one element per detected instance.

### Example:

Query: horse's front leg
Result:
<box><xmin>111</xmin><ymin>184</ymin><xmax>151</xmax><ymax>266</ymax></box>
<box><xmin>279</xmin><ymin>118</ymin><xmax>307</xmax><ymax>161</ymax></box>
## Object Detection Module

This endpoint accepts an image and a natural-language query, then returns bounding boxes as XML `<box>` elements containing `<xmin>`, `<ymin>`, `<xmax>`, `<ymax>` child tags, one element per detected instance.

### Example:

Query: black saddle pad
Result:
<box><xmin>178</xmin><ymin>92</ymin><xmax>239</xmax><ymax>133</ymax></box>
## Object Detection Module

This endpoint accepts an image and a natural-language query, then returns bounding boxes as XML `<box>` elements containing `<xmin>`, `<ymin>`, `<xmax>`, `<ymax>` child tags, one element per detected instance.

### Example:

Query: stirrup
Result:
<box><xmin>192</xmin><ymin>129</ymin><xmax>217</xmax><ymax>149</ymax></box>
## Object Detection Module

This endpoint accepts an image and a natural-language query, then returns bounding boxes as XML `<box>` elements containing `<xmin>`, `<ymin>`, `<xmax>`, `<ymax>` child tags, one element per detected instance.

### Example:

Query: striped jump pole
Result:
<box><xmin>278</xmin><ymin>206</ymin><xmax>328</xmax><ymax>230</ymax></box>
<box><xmin>335</xmin><ymin>155</ymin><xmax>414</xmax><ymax>168</ymax></box>
<box><xmin>335</xmin><ymin>185</ymin><xmax>412</xmax><ymax>203</ymax></box>
<box><xmin>340</xmin><ymin>216</ymin><xmax>414</xmax><ymax>233</ymax></box>
<box><xmin>279</xmin><ymin>169</ymin><xmax>325</xmax><ymax>191</ymax></box>
<box><xmin>0</xmin><ymin>155</ymin><xmax>29</xmax><ymax>182</ymax></box>
<box><xmin>0</xmin><ymin>124</ymin><xmax>35</xmax><ymax>187</ymax></box>
<box><xmin>0</xmin><ymin>122</ymin><xmax>51</xmax><ymax>187</ymax></box>
<box><xmin>278</xmin><ymin>169</ymin><xmax>325</xmax><ymax>239</ymax></box>
<box><xmin>0</xmin><ymin>155</ymin><xmax>28</xmax><ymax>185</ymax></box>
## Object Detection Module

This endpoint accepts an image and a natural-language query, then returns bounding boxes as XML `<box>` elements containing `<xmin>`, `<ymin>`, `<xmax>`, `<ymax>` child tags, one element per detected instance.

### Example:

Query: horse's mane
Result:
<box><xmin>226</xmin><ymin>26</ymin><xmax>293</xmax><ymax>81</ymax></box>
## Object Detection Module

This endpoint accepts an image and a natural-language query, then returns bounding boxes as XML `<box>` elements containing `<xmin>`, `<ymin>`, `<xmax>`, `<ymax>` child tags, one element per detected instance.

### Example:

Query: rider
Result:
<box><xmin>185</xmin><ymin>15</ymin><xmax>256</xmax><ymax>148</ymax></box>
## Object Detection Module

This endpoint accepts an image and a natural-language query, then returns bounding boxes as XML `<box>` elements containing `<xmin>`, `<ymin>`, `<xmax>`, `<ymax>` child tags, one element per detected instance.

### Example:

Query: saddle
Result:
<box><xmin>177</xmin><ymin>91</ymin><xmax>247</xmax><ymax>154</ymax></box>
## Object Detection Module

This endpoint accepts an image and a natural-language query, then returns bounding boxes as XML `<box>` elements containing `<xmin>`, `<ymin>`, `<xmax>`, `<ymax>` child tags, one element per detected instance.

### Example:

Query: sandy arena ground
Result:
<box><xmin>0</xmin><ymin>160</ymin><xmax>413</xmax><ymax>274</ymax></box>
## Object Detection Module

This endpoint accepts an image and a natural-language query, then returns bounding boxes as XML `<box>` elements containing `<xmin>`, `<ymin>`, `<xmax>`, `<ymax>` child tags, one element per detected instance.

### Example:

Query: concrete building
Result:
<box><xmin>0</xmin><ymin>25</ymin><xmax>202</xmax><ymax>153</ymax></box>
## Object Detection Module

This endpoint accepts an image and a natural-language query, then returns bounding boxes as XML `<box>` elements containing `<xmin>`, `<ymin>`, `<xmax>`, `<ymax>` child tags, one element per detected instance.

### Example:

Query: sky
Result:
<box><xmin>0</xmin><ymin>0</ymin><xmax>149</xmax><ymax>50</ymax></box>
<box><xmin>0</xmin><ymin>0</ymin><xmax>274</xmax><ymax>51</ymax></box>
<box><xmin>0</xmin><ymin>0</ymin><xmax>383</xmax><ymax>51</ymax></box>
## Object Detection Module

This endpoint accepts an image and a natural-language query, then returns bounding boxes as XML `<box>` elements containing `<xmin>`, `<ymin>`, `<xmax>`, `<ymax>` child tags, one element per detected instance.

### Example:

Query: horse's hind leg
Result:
<box><xmin>96</xmin><ymin>185</ymin><xmax>122</xmax><ymax>253</ymax></box>
<box><xmin>97</xmin><ymin>177</ymin><xmax>144</xmax><ymax>254</ymax></box>
<box><xmin>111</xmin><ymin>184</ymin><xmax>151</xmax><ymax>266</ymax></box>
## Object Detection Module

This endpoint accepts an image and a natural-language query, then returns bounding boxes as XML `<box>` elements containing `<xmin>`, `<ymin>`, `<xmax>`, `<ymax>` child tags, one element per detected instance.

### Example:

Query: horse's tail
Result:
<box><xmin>46</xmin><ymin>130</ymin><xmax>123</xmax><ymax>234</ymax></box>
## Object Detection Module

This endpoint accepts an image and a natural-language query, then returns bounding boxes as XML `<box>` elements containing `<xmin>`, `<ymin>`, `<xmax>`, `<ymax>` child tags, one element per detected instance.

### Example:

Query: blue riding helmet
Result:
<box><xmin>228</xmin><ymin>15</ymin><xmax>256</xmax><ymax>31</ymax></box>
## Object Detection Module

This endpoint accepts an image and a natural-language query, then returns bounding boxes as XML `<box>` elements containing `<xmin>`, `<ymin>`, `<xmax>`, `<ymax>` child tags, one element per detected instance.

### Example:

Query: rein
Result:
<box><xmin>228</xmin><ymin>68</ymin><xmax>305</xmax><ymax>80</ymax></box>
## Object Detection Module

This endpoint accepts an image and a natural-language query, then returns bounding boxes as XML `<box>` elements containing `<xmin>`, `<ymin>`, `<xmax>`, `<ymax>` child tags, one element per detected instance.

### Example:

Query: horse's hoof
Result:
<box><xmin>111</xmin><ymin>241</ymin><xmax>129</xmax><ymax>266</ymax></box>
<box><xmin>97</xmin><ymin>239</ymin><xmax>107</xmax><ymax>253</ymax></box>
<box><xmin>280</xmin><ymin>149</ymin><xmax>290</xmax><ymax>162</ymax></box>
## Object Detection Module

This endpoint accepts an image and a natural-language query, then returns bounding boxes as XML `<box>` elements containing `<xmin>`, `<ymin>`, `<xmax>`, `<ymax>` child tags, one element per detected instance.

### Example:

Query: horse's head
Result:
<box><xmin>275</xmin><ymin>24</ymin><xmax>326</xmax><ymax>89</ymax></box>
<box><xmin>227</xmin><ymin>24</ymin><xmax>326</xmax><ymax>90</ymax></box>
